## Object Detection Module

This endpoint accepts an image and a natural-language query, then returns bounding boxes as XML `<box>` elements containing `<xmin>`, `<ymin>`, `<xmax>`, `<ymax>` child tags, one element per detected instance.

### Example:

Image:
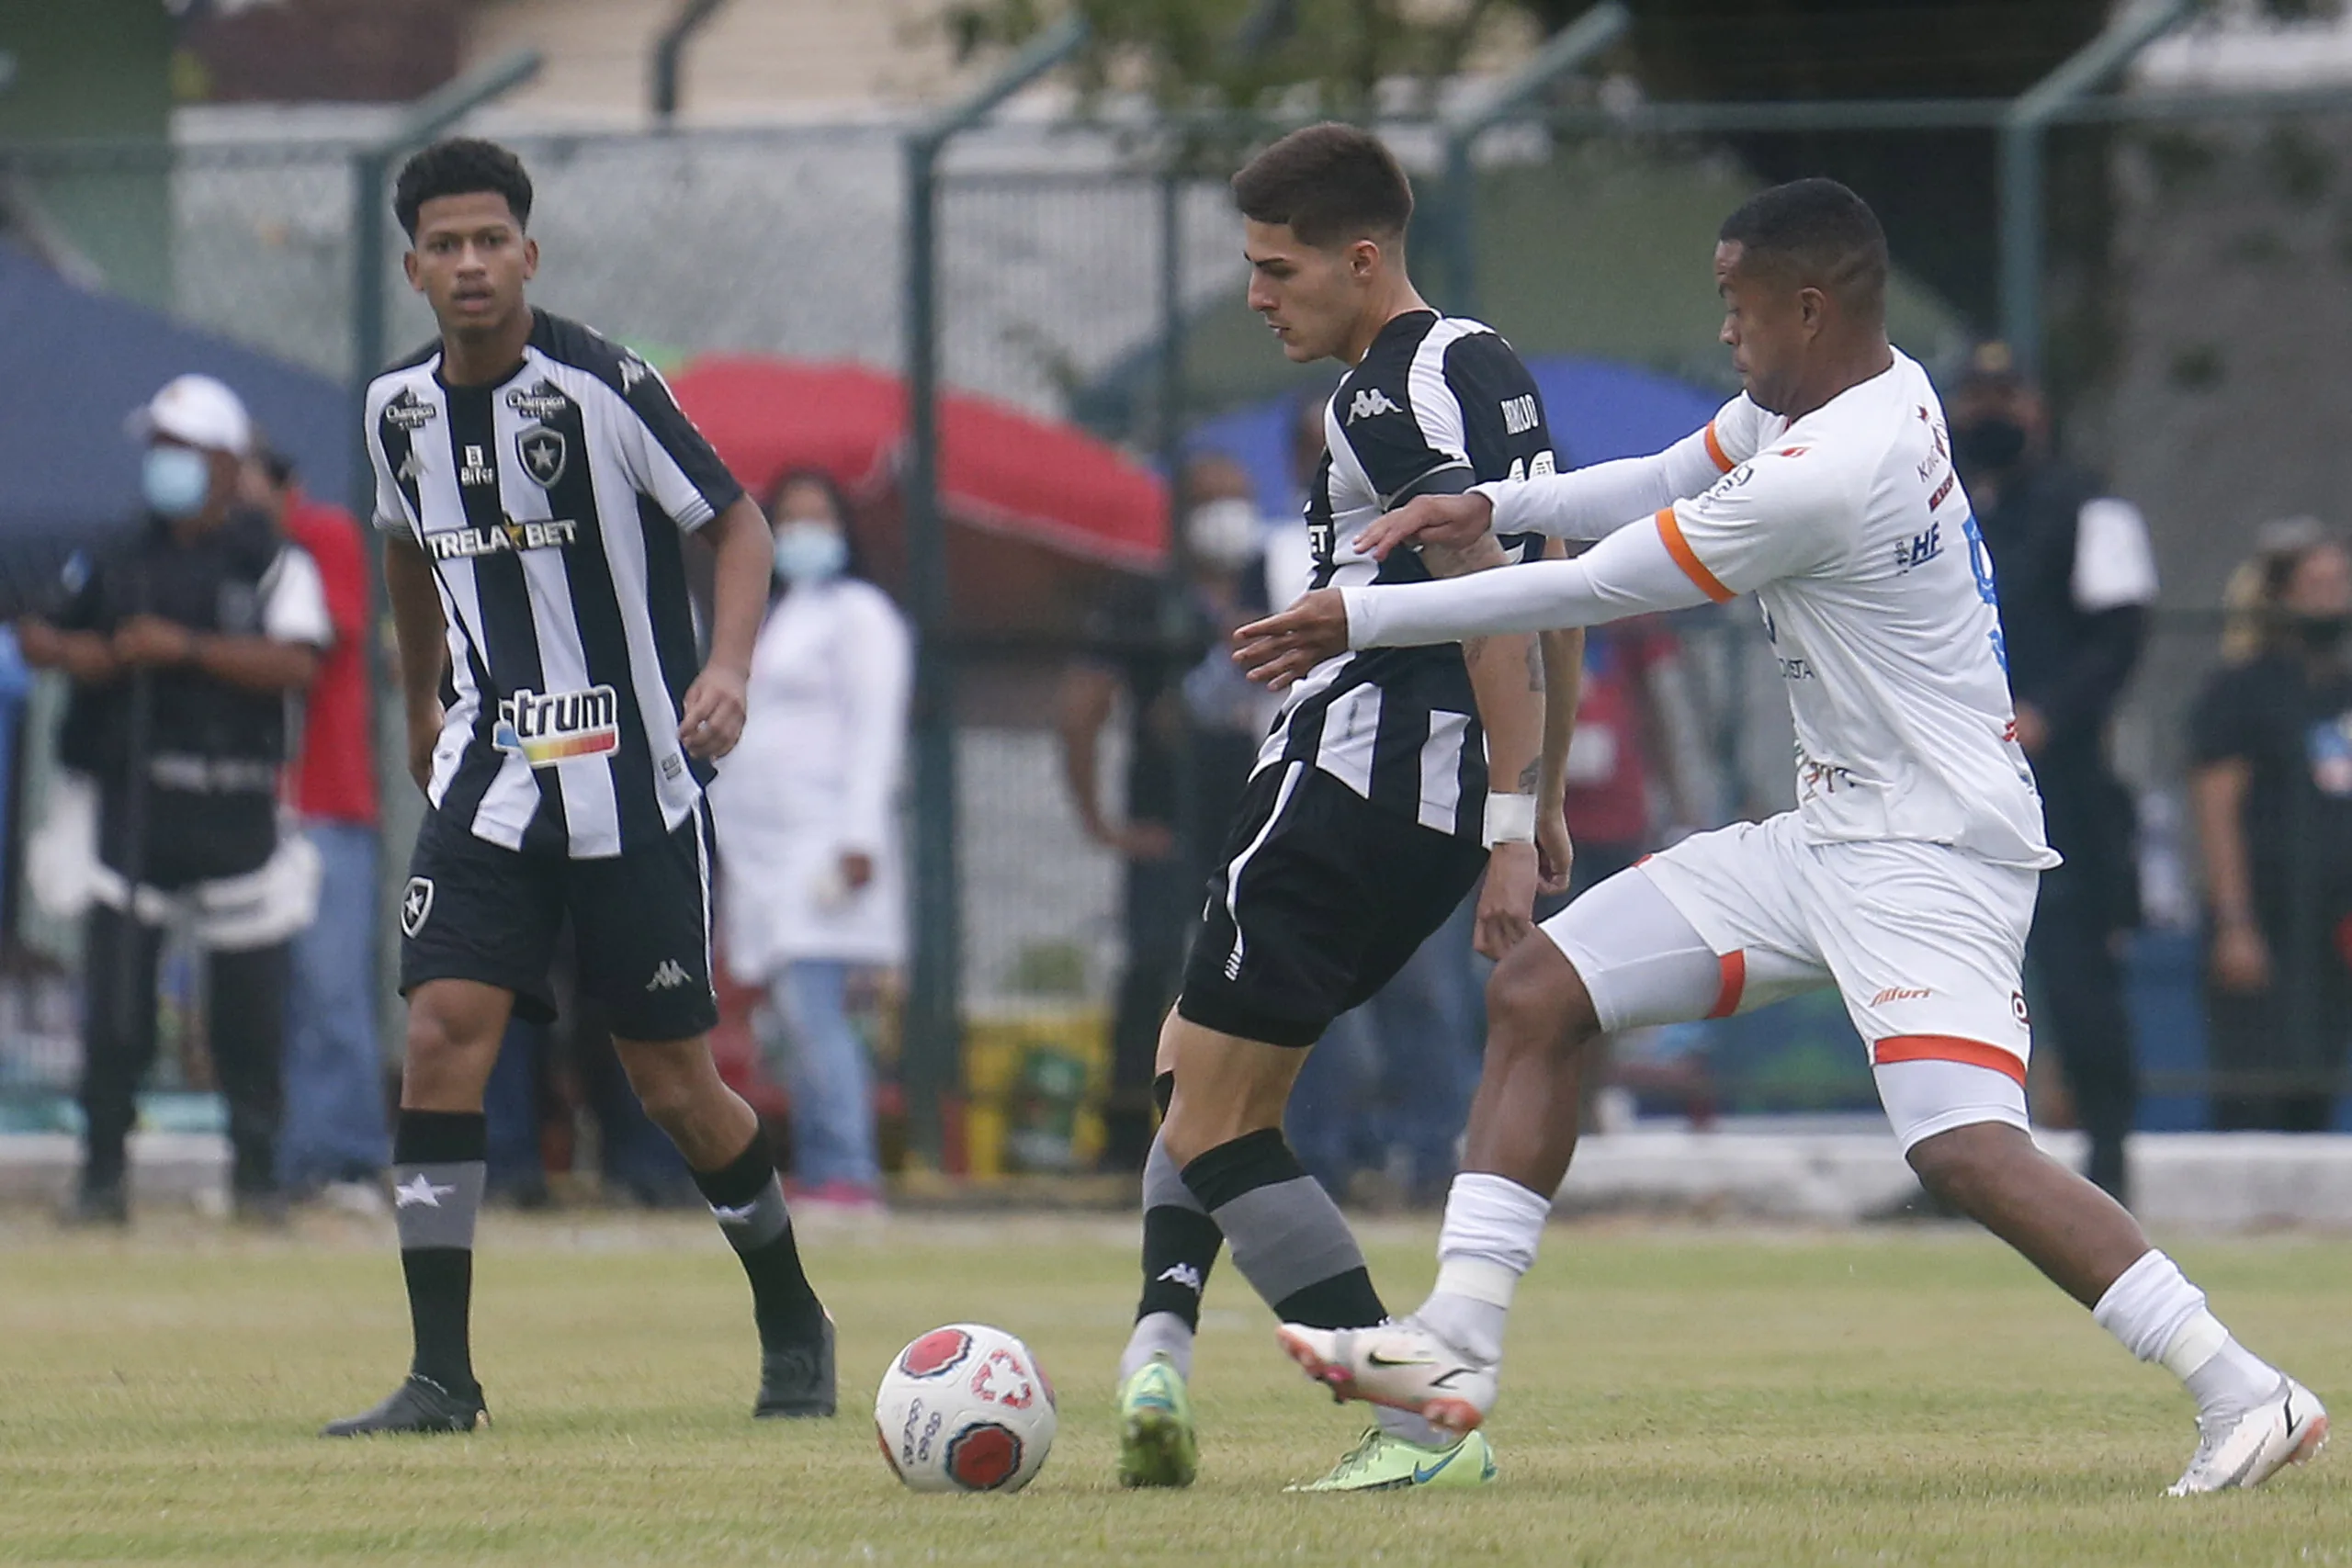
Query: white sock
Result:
<box><xmin>1415</xmin><ymin>1172</ymin><xmax>1552</xmax><ymax>1366</ymax></box>
<box><xmin>2092</xmin><ymin>1249</ymin><xmax>2280</xmax><ymax>1422</ymax></box>
<box><xmin>1119</xmin><ymin>1311</ymin><xmax>1195</xmax><ymax>1382</ymax></box>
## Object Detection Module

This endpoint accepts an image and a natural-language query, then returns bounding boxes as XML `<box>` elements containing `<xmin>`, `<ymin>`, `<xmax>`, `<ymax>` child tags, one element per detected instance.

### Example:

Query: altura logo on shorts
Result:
<box><xmin>428</xmin><ymin>516</ymin><xmax>578</xmax><ymax>561</ymax></box>
<box><xmin>494</xmin><ymin>685</ymin><xmax>620</xmax><ymax>767</ymax></box>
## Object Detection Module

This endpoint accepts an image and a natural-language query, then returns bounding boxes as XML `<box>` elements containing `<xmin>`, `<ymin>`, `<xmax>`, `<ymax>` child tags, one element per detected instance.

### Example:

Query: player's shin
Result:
<box><xmin>1122</xmin><ymin>1131</ymin><xmax>1222</xmax><ymax>1382</ymax></box>
<box><xmin>391</xmin><ymin>1109</ymin><xmax>489</xmax><ymax>1395</ymax></box>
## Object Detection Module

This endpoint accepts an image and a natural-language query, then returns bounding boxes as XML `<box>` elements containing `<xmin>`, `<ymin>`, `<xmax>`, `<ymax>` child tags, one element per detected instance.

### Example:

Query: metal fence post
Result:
<box><xmin>1996</xmin><ymin>0</ymin><xmax>2189</xmax><ymax>373</ymax></box>
<box><xmin>1435</xmin><ymin>1</ymin><xmax>1627</xmax><ymax>316</ymax></box>
<box><xmin>901</xmin><ymin>17</ymin><xmax>1089</xmax><ymax>1168</ymax></box>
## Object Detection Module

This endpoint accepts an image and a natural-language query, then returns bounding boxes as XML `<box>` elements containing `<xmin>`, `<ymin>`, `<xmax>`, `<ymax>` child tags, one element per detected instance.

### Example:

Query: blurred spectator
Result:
<box><xmin>245</xmin><ymin>446</ymin><xmax>389</xmax><ymax>1213</ymax></box>
<box><xmin>1061</xmin><ymin>453</ymin><xmax>1271</xmax><ymax>1171</ymax></box>
<box><xmin>1951</xmin><ymin>343</ymin><xmax>2153</xmax><ymax>1201</ymax></box>
<box><xmin>707</xmin><ymin>471</ymin><xmax>910</xmax><ymax>1213</ymax></box>
<box><xmin>17</xmin><ymin>376</ymin><xmax>326</xmax><ymax>1225</ymax></box>
<box><xmin>2188</xmin><ymin>530</ymin><xmax>2352</xmax><ymax>1132</ymax></box>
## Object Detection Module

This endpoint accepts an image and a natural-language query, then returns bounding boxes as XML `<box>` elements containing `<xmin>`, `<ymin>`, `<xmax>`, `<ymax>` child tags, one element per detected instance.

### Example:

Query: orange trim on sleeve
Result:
<box><xmin>1871</xmin><ymin>1035</ymin><xmax>2028</xmax><ymax>1087</ymax></box>
<box><xmin>1705</xmin><ymin>951</ymin><xmax>1747</xmax><ymax>1020</ymax></box>
<box><xmin>1655</xmin><ymin>508</ymin><xmax>1736</xmax><ymax>604</ymax></box>
<box><xmin>1702</xmin><ymin>421</ymin><xmax>1734</xmax><ymax>474</ymax></box>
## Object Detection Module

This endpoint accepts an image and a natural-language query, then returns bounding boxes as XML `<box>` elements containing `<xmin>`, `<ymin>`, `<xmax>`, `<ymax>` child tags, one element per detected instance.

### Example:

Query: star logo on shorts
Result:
<box><xmin>394</xmin><ymin>1173</ymin><xmax>455</xmax><ymax>1209</ymax></box>
<box><xmin>401</xmin><ymin>877</ymin><xmax>435</xmax><ymax>939</ymax></box>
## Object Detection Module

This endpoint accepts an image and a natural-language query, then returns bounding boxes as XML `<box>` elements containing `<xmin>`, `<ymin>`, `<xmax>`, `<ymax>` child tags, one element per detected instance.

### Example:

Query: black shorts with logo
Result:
<box><xmin>1177</xmin><ymin>761</ymin><xmax>1490</xmax><ymax>1048</ymax></box>
<box><xmin>398</xmin><ymin>802</ymin><xmax>719</xmax><ymax>1042</ymax></box>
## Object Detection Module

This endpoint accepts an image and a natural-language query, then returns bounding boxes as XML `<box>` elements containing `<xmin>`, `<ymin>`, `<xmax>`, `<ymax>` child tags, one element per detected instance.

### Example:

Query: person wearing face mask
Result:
<box><xmin>16</xmin><ymin>374</ymin><xmax>332</xmax><ymax>1226</ymax></box>
<box><xmin>2188</xmin><ymin>531</ymin><xmax>2352</xmax><ymax>1133</ymax></box>
<box><xmin>1057</xmin><ymin>453</ymin><xmax>1272</xmax><ymax>1174</ymax></box>
<box><xmin>1949</xmin><ymin>341</ymin><xmax>2155</xmax><ymax>1203</ymax></box>
<box><xmin>706</xmin><ymin>469</ymin><xmax>910</xmax><ymax>1213</ymax></box>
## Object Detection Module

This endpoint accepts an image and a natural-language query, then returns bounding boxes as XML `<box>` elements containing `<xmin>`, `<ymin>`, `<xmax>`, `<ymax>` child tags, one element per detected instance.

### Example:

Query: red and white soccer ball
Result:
<box><xmin>874</xmin><ymin>1324</ymin><xmax>1057</xmax><ymax>1494</ymax></box>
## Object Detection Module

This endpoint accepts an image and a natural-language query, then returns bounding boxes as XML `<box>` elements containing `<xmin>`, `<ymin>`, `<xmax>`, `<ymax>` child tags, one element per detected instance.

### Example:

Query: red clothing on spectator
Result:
<box><xmin>281</xmin><ymin>489</ymin><xmax>379</xmax><ymax>826</ymax></box>
<box><xmin>1562</xmin><ymin>621</ymin><xmax>1676</xmax><ymax>847</ymax></box>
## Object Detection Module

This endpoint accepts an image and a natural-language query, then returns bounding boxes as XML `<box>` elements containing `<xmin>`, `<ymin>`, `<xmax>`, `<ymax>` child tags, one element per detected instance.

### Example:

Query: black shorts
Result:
<box><xmin>1178</xmin><ymin>761</ymin><xmax>1490</xmax><ymax>1048</ymax></box>
<box><xmin>398</xmin><ymin>804</ymin><xmax>719</xmax><ymax>1043</ymax></box>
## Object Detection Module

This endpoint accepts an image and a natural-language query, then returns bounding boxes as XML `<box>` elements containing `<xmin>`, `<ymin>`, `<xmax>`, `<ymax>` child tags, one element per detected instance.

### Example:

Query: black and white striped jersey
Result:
<box><xmin>1261</xmin><ymin>310</ymin><xmax>1556</xmax><ymax>840</ymax></box>
<box><xmin>365</xmin><ymin>310</ymin><xmax>744</xmax><ymax>860</ymax></box>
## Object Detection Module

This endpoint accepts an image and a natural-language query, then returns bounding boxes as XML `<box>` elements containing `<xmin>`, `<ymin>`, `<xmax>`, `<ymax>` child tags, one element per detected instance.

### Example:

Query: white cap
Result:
<box><xmin>129</xmin><ymin>373</ymin><xmax>252</xmax><ymax>457</ymax></box>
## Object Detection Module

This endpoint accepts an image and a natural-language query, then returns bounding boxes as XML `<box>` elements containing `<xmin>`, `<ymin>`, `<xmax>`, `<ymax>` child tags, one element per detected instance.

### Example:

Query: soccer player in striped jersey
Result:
<box><xmin>1113</xmin><ymin>123</ymin><xmax>1580</xmax><ymax>1494</ymax></box>
<box><xmin>1244</xmin><ymin>178</ymin><xmax>2327</xmax><ymax>1497</ymax></box>
<box><xmin>323</xmin><ymin>139</ymin><xmax>834</xmax><ymax>1437</ymax></box>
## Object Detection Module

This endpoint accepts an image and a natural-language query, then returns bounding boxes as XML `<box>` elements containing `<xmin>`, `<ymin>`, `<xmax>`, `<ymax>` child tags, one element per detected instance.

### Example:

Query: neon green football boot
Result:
<box><xmin>1116</xmin><ymin>1352</ymin><xmax>1198</xmax><ymax>1488</ymax></box>
<box><xmin>1287</xmin><ymin>1426</ymin><xmax>1498</xmax><ymax>1493</ymax></box>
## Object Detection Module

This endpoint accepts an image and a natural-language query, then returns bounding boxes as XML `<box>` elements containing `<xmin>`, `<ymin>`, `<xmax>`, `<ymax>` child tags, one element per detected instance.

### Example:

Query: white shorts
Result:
<box><xmin>1539</xmin><ymin>812</ymin><xmax>2040</xmax><ymax>1151</ymax></box>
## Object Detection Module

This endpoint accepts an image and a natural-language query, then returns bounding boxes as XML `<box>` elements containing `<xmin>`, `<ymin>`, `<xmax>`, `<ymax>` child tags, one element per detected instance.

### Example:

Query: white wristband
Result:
<box><xmin>1482</xmin><ymin>792</ymin><xmax>1537</xmax><ymax>849</ymax></box>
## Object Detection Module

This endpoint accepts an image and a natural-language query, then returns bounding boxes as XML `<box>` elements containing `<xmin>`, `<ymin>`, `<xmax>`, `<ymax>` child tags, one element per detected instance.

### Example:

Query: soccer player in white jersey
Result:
<box><xmin>1236</xmin><ymin>179</ymin><xmax>2327</xmax><ymax>1495</ymax></box>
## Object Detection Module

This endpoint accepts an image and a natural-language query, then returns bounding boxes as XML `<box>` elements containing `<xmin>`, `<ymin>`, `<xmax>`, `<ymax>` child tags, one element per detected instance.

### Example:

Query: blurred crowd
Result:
<box><xmin>6</xmin><ymin>347</ymin><xmax>2348</xmax><ymax>1224</ymax></box>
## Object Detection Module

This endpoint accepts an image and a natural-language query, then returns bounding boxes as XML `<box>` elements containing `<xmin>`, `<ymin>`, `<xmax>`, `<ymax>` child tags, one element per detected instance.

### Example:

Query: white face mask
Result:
<box><xmin>1185</xmin><ymin>498</ymin><xmax>1262</xmax><ymax>571</ymax></box>
<box><xmin>772</xmin><ymin>520</ymin><xmax>848</xmax><ymax>583</ymax></box>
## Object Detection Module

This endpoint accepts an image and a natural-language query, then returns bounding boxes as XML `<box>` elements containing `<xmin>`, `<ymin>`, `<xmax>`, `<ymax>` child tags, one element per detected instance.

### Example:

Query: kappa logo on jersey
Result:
<box><xmin>400</xmin><ymin>876</ymin><xmax>435</xmax><ymax>938</ymax></box>
<box><xmin>645</xmin><ymin>959</ymin><xmax>693</xmax><ymax>992</ymax></box>
<box><xmin>493</xmin><ymin>685</ymin><xmax>620</xmax><ymax>767</ymax></box>
<box><xmin>618</xmin><ymin>355</ymin><xmax>650</xmax><ymax>393</ymax></box>
<box><xmin>1500</xmin><ymin>393</ymin><xmax>1541</xmax><ymax>435</ymax></box>
<box><xmin>1346</xmin><ymin>387</ymin><xmax>1403</xmax><ymax>423</ymax></box>
<box><xmin>516</xmin><ymin>425</ymin><xmax>568</xmax><ymax>488</ymax></box>
<box><xmin>384</xmin><ymin>396</ymin><xmax>438</xmax><ymax>430</ymax></box>
<box><xmin>427</xmin><ymin>516</ymin><xmax>579</xmax><ymax>561</ymax></box>
<box><xmin>458</xmin><ymin>444</ymin><xmax>496</xmax><ymax>488</ymax></box>
<box><xmin>395</xmin><ymin>447</ymin><xmax>425</xmax><ymax>484</ymax></box>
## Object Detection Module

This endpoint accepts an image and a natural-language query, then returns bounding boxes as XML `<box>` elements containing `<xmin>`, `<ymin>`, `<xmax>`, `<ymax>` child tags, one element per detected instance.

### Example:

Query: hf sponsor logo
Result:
<box><xmin>427</xmin><ymin>516</ymin><xmax>578</xmax><ymax>561</ymax></box>
<box><xmin>494</xmin><ymin>685</ymin><xmax>620</xmax><ymax>767</ymax></box>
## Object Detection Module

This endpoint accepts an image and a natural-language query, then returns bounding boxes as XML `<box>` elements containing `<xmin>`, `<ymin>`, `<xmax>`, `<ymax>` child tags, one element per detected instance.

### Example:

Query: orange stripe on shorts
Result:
<box><xmin>1706</xmin><ymin>951</ymin><xmax>1747</xmax><ymax>1019</ymax></box>
<box><xmin>1656</xmin><ymin>508</ymin><xmax>1736</xmax><ymax>604</ymax></box>
<box><xmin>1871</xmin><ymin>1035</ymin><xmax>2027</xmax><ymax>1086</ymax></box>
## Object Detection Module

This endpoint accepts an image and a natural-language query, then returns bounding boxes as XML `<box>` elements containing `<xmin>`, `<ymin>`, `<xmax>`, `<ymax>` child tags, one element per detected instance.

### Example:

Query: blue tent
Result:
<box><xmin>1185</xmin><ymin>355</ymin><xmax>1724</xmax><ymax>516</ymax></box>
<box><xmin>0</xmin><ymin>241</ymin><xmax>353</xmax><ymax>611</ymax></box>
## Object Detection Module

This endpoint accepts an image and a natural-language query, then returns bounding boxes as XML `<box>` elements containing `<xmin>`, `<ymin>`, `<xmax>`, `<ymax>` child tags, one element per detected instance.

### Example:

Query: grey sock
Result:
<box><xmin>1375</xmin><ymin>1405</ymin><xmax>1455</xmax><ymax>1449</ymax></box>
<box><xmin>1120</xmin><ymin>1310</ymin><xmax>1197</xmax><ymax>1382</ymax></box>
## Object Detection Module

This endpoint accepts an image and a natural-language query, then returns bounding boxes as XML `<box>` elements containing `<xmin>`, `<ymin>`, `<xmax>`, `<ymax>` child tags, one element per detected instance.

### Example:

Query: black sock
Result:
<box><xmin>693</xmin><ymin>1130</ymin><xmax>824</xmax><ymax>1346</ymax></box>
<box><xmin>1182</xmin><ymin>1128</ymin><xmax>1386</xmax><ymax>1329</ymax></box>
<box><xmin>1136</xmin><ymin>1131</ymin><xmax>1221</xmax><ymax>1330</ymax></box>
<box><xmin>391</xmin><ymin>1110</ymin><xmax>487</xmax><ymax>1395</ymax></box>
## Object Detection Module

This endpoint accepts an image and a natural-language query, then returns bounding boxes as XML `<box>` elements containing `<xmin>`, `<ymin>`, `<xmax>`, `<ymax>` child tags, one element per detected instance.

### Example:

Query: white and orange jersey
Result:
<box><xmin>1350</xmin><ymin>349</ymin><xmax>2056</xmax><ymax>870</ymax></box>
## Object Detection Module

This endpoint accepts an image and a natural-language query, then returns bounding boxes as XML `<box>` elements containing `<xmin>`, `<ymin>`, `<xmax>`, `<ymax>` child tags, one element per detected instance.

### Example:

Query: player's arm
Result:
<box><xmin>679</xmin><ymin>494</ymin><xmax>768</xmax><ymax>761</ymax></box>
<box><xmin>16</xmin><ymin>619</ymin><xmax>119</xmax><ymax>684</ymax></box>
<box><xmin>384</xmin><ymin>533</ymin><xmax>448</xmax><ymax>793</ymax></box>
<box><xmin>1534</xmin><ymin>552</ymin><xmax>1582</xmax><ymax>893</ymax></box>
<box><xmin>1353</xmin><ymin>401</ymin><xmax>1760</xmax><ymax>560</ymax></box>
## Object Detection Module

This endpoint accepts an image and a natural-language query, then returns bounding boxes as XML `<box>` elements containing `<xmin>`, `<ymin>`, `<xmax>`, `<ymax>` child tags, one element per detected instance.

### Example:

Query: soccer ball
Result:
<box><xmin>874</xmin><ymin>1324</ymin><xmax>1057</xmax><ymax>1494</ymax></box>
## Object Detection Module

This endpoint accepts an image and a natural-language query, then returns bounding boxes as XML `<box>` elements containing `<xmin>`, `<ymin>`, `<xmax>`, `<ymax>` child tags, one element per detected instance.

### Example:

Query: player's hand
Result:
<box><xmin>1475</xmin><ymin>840</ymin><xmax>1541</xmax><ymax>960</ymax></box>
<box><xmin>1233</xmin><ymin>589</ymin><xmax>1349</xmax><ymax>690</ymax></box>
<box><xmin>679</xmin><ymin>663</ymin><xmax>749</xmax><ymax>759</ymax></box>
<box><xmin>2211</xmin><ymin>919</ymin><xmax>2272</xmax><ymax>993</ymax></box>
<box><xmin>1352</xmin><ymin>491</ymin><xmax>1496</xmax><ymax>563</ymax></box>
<box><xmin>406</xmin><ymin>695</ymin><xmax>443</xmax><ymax>793</ymax></box>
<box><xmin>14</xmin><ymin>617</ymin><xmax>62</xmax><ymax>668</ymax></box>
<box><xmin>1091</xmin><ymin>818</ymin><xmax>1176</xmax><ymax>862</ymax></box>
<box><xmin>112</xmin><ymin>615</ymin><xmax>196</xmax><ymax>668</ymax></box>
<box><xmin>840</xmin><ymin>851</ymin><xmax>876</xmax><ymax>891</ymax></box>
<box><xmin>1536</xmin><ymin>809</ymin><xmax>1575</xmax><ymax>896</ymax></box>
<box><xmin>2011</xmin><ymin>701</ymin><xmax>2049</xmax><ymax>756</ymax></box>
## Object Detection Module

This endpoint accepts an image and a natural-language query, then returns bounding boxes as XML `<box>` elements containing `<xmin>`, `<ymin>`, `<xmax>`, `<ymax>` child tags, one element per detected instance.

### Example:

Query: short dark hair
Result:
<box><xmin>1718</xmin><ymin>177</ymin><xmax>1888</xmax><ymax>322</ymax></box>
<box><xmin>1232</xmin><ymin>123</ymin><xmax>1413</xmax><ymax>249</ymax></box>
<box><xmin>394</xmin><ymin>138</ymin><xmax>534</xmax><ymax>242</ymax></box>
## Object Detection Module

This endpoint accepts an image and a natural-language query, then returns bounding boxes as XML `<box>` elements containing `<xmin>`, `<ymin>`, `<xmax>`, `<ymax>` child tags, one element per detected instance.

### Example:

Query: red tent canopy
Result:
<box><xmin>670</xmin><ymin>356</ymin><xmax>1169</xmax><ymax>636</ymax></box>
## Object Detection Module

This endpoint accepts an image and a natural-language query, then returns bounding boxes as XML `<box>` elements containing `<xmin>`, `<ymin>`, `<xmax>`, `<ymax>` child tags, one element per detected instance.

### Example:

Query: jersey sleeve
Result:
<box><xmin>364</xmin><ymin>388</ymin><xmax>412</xmax><ymax>536</ymax></box>
<box><xmin>1437</xmin><ymin>331</ymin><xmax>1550</xmax><ymax>480</ymax></box>
<box><xmin>614</xmin><ymin>360</ymin><xmax>745</xmax><ymax>532</ymax></box>
<box><xmin>1702</xmin><ymin>395</ymin><xmax>1771</xmax><ymax>469</ymax></box>
<box><xmin>2072</xmin><ymin>496</ymin><xmax>2159</xmax><ymax>612</ymax></box>
<box><xmin>1335</xmin><ymin>362</ymin><xmax>1476</xmax><ymax>508</ymax></box>
<box><xmin>1654</xmin><ymin>444</ymin><xmax>1851</xmax><ymax>603</ymax></box>
<box><xmin>260</xmin><ymin>545</ymin><xmax>334</xmax><ymax>649</ymax></box>
<box><xmin>2188</xmin><ymin>665</ymin><xmax>2262</xmax><ymax>767</ymax></box>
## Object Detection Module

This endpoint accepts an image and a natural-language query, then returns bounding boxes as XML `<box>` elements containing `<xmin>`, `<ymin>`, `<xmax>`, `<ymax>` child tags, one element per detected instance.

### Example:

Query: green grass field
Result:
<box><xmin>1</xmin><ymin>1209</ymin><xmax>2346</xmax><ymax>1566</ymax></box>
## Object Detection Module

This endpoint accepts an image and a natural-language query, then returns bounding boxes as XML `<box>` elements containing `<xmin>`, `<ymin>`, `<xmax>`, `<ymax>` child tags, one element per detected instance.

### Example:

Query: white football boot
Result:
<box><xmin>2166</xmin><ymin>1377</ymin><xmax>2329</xmax><ymax>1495</ymax></box>
<box><xmin>1275</xmin><ymin>1318</ymin><xmax>1497</xmax><ymax>1436</ymax></box>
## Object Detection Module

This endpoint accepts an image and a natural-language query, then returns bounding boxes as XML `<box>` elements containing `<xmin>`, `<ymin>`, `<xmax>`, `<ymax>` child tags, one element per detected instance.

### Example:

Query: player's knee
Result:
<box><xmin>1904</xmin><ymin>1119</ymin><xmax>2016</xmax><ymax>1203</ymax></box>
<box><xmin>1486</xmin><ymin>938</ymin><xmax>1598</xmax><ymax>1061</ymax></box>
